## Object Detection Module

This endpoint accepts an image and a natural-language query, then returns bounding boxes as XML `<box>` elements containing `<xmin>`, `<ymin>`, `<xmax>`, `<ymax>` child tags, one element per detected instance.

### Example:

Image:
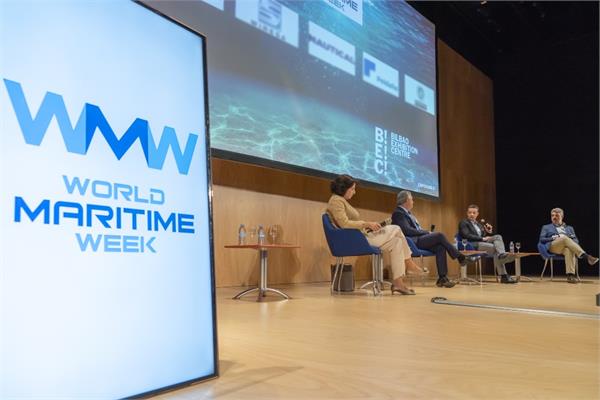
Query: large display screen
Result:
<box><xmin>155</xmin><ymin>0</ymin><xmax>439</xmax><ymax>196</ymax></box>
<box><xmin>0</xmin><ymin>1</ymin><xmax>216</xmax><ymax>398</ymax></box>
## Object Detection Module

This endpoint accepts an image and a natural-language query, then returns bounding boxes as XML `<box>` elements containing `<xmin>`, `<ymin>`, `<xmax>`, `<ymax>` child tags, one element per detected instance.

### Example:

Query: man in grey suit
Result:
<box><xmin>539</xmin><ymin>207</ymin><xmax>598</xmax><ymax>283</ymax></box>
<box><xmin>458</xmin><ymin>204</ymin><xmax>517</xmax><ymax>284</ymax></box>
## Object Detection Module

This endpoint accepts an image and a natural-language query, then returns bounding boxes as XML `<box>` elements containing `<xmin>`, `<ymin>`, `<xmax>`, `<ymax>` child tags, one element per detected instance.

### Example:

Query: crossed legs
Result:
<box><xmin>548</xmin><ymin>236</ymin><xmax>585</xmax><ymax>274</ymax></box>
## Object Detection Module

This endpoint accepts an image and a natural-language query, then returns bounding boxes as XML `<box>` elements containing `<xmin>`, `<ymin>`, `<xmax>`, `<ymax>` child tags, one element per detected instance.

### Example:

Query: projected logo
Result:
<box><xmin>404</xmin><ymin>74</ymin><xmax>435</xmax><ymax>116</ymax></box>
<box><xmin>259</xmin><ymin>0</ymin><xmax>281</xmax><ymax>29</ymax></box>
<box><xmin>373</xmin><ymin>126</ymin><xmax>419</xmax><ymax>175</ymax></box>
<box><xmin>362</xmin><ymin>52</ymin><xmax>399</xmax><ymax>98</ymax></box>
<box><xmin>236</xmin><ymin>0</ymin><xmax>299</xmax><ymax>48</ymax></box>
<box><xmin>323</xmin><ymin>0</ymin><xmax>363</xmax><ymax>26</ymax></box>
<box><xmin>3</xmin><ymin>79</ymin><xmax>199</xmax><ymax>175</ymax></box>
<box><xmin>308</xmin><ymin>21</ymin><xmax>355</xmax><ymax>76</ymax></box>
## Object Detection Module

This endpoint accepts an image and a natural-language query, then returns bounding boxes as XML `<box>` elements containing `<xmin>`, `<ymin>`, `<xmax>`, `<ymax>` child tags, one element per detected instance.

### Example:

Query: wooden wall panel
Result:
<box><xmin>212</xmin><ymin>41</ymin><xmax>496</xmax><ymax>287</ymax></box>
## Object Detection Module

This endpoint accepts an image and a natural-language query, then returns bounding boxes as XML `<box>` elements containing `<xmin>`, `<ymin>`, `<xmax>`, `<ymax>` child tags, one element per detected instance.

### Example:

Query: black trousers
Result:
<box><xmin>413</xmin><ymin>232</ymin><xmax>461</xmax><ymax>277</ymax></box>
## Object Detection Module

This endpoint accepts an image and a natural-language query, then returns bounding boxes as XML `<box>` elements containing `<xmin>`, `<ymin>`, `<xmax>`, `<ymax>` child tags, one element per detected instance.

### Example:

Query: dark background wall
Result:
<box><xmin>412</xmin><ymin>1</ymin><xmax>599</xmax><ymax>276</ymax></box>
<box><xmin>495</xmin><ymin>32</ymin><xmax>599</xmax><ymax>275</ymax></box>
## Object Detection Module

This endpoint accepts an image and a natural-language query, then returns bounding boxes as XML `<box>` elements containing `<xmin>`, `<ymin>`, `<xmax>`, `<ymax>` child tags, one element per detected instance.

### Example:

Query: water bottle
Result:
<box><xmin>509</xmin><ymin>241</ymin><xmax>515</xmax><ymax>253</ymax></box>
<box><xmin>238</xmin><ymin>224</ymin><xmax>247</xmax><ymax>245</ymax></box>
<box><xmin>258</xmin><ymin>225</ymin><xmax>265</xmax><ymax>245</ymax></box>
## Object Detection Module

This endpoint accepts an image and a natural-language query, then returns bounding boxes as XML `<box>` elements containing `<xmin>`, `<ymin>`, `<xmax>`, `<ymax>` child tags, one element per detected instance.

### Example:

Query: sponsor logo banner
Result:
<box><xmin>404</xmin><ymin>74</ymin><xmax>435</xmax><ymax>116</ymax></box>
<box><xmin>308</xmin><ymin>22</ymin><xmax>356</xmax><ymax>76</ymax></box>
<box><xmin>362</xmin><ymin>52</ymin><xmax>399</xmax><ymax>97</ymax></box>
<box><xmin>236</xmin><ymin>0</ymin><xmax>299</xmax><ymax>48</ymax></box>
<box><xmin>322</xmin><ymin>0</ymin><xmax>363</xmax><ymax>25</ymax></box>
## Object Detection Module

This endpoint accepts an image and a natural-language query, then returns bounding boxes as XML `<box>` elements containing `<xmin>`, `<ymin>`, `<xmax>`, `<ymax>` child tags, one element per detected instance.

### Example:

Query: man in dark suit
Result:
<box><xmin>392</xmin><ymin>190</ymin><xmax>467</xmax><ymax>288</ymax></box>
<box><xmin>539</xmin><ymin>207</ymin><xmax>598</xmax><ymax>283</ymax></box>
<box><xmin>458</xmin><ymin>204</ymin><xmax>517</xmax><ymax>284</ymax></box>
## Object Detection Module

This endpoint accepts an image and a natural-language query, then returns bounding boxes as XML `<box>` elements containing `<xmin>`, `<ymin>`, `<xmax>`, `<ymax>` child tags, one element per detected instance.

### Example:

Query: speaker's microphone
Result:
<box><xmin>480</xmin><ymin>219</ymin><xmax>492</xmax><ymax>233</ymax></box>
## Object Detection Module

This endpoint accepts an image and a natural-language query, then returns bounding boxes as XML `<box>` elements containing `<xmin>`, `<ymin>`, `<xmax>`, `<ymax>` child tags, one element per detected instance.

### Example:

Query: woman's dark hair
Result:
<box><xmin>330</xmin><ymin>174</ymin><xmax>356</xmax><ymax>196</ymax></box>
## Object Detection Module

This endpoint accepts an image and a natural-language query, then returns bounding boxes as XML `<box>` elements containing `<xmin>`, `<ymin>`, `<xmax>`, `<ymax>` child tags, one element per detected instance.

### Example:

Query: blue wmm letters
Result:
<box><xmin>3</xmin><ymin>79</ymin><xmax>199</xmax><ymax>175</ymax></box>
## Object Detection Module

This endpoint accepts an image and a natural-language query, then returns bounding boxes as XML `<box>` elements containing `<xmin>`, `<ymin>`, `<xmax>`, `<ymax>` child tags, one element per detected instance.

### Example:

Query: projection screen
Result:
<box><xmin>154</xmin><ymin>0</ymin><xmax>439</xmax><ymax>196</ymax></box>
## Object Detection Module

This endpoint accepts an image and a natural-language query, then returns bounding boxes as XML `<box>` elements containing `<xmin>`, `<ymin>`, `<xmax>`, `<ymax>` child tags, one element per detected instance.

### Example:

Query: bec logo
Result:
<box><xmin>3</xmin><ymin>79</ymin><xmax>199</xmax><ymax>175</ymax></box>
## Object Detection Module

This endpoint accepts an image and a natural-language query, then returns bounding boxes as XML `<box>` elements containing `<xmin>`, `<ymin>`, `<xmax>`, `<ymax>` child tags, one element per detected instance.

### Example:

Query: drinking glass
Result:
<box><xmin>248</xmin><ymin>225</ymin><xmax>257</xmax><ymax>243</ymax></box>
<box><xmin>515</xmin><ymin>242</ymin><xmax>521</xmax><ymax>253</ymax></box>
<box><xmin>461</xmin><ymin>238</ymin><xmax>468</xmax><ymax>251</ymax></box>
<box><xmin>269</xmin><ymin>225</ymin><xmax>279</xmax><ymax>244</ymax></box>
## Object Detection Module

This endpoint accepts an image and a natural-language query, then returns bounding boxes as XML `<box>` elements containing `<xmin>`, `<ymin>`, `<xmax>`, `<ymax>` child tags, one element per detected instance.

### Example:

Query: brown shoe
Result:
<box><xmin>587</xmin><ymin>255</ymin><xmax>599</xmax><ymax>266</ymax></box>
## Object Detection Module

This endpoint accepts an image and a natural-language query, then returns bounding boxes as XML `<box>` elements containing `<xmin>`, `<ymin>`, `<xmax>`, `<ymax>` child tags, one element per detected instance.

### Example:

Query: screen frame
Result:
<box><xmin>123</xmin><ymin>2</ymin><xmax>219</xmax><ymax>398</ymax></box>
<box><xmin>209</xmin><ymin>1</ymin><xmax>441</xmax><ymax>200</ymax></box>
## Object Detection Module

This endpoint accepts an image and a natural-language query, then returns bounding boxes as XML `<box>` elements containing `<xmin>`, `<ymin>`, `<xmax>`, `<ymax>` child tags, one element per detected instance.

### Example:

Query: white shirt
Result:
<box><xmin>470</xmin><ymin>220</ymin><xmax>482</xmax><ymax>236</ymax></box>
<box><xmin>555</xmin><ymin>225</ymin><xmax>567</xmax><ymax>236</ymax></box>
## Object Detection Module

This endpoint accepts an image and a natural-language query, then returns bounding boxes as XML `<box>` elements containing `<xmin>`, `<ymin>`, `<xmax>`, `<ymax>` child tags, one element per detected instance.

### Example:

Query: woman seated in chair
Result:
<box><xmin>326</xmin><ymin>174</ymin><xmax>424</xmax><ymax>295</ymax></box>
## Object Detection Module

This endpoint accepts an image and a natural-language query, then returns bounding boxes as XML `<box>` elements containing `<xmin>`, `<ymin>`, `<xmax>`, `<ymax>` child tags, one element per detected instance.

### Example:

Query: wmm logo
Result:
<box><xmin>3</xmin><ymin>79</ymin><xmax>199</xmax><ymax>175</ymax></box>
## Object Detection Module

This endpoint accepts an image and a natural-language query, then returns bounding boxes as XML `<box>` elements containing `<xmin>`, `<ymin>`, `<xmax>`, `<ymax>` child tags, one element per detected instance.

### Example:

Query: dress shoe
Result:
<box><xmin>587</xmin><ymin>255</ymin><xmax>599</xmax><ymax>266</ymax></box>
<box><xmin>457</xmin><ymin>253</ymin><xmax>467</xmax><ymax>265</ymax></box>
<box><xmin>435</xmin><ymin>277</ymin><xmax>456</xmax><ymax>288</ymax></box>
<box><xmin>500</xmin><ymin>274</ymin><xmax>517</xmax><ymax>284</ymax></box>
<box><xmin>566</xmin><ymin>274</ymin><xmax>579</xmax><ymax>284</ymax></box>
<box><xmin>391</xmin><ymin>285</ymin><xmax>415</xmax><ymax>295</ymax></box>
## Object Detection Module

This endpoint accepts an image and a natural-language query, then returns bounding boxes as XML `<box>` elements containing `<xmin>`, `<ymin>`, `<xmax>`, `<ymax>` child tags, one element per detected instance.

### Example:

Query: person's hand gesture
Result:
<box><xmin>366</xmin><ymin>221</ymin><xmax>382</xmax><ymax>232</ymax></box>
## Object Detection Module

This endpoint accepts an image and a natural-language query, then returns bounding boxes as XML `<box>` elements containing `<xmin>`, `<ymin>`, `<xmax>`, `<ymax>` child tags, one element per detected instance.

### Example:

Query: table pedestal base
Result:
<box><xmin>514</xmin><ymin>256</ymin><xmax>534</xmax><ymax>281</ymax></box>
<box><xmin>456</xmin><ymin>261</ymin><xmax>484</xmax><ymax>286</ymax></box>
<box><xmin>232</xmin><ymin>249</ymin><xmax>290</xmax><ymax>301</ymax></box>
<box><xmin>233</xmin><ymin>287</ymin><xmax>290</xmax><ymax>301</ymax></box>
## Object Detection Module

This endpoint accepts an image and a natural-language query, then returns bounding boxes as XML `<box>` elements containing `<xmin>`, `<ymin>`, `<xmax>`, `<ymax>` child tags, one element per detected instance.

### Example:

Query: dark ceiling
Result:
<box><xmin>409</xmin><ymin>1</ymin><xmax>599</xmax><ymax>77</ymax></box>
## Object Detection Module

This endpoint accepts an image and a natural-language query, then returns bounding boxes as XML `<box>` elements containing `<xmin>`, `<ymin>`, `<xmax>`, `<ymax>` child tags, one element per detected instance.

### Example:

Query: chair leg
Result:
<box><xmin>371</xmin><ymin>255</ymin><xmax>377</xmax><ymax>296</ymax></box>
<box><xmin>359</xmin><ymin>255</ymin><xmax>386</xmax><ymax>295</ymax></box>
<box><xmin>540</xmin><ymin>259</ymin><xmax>548</xmax><ymax>280</ymax></box>
<box><xmin>377</xmin><ymin>256</ymin><xmax>391</xmax><ymax>289</ymax></box>
<box><xmin>494</xmin><ymin>259</ymin><xmax>499</xmax><ymax>283</ymax></box>
<box><xmin>419</xmin><ymin>256</ymin><xmax>426</xmax><ymax>287</ymax></box>
<box><xmin>337</xmin><ymin>257</ymin><xmax>345</xmax><ymax>292</ymax></box>
<box><xmin>331</xmin><ymin>257</ymin><xmax>342</xmax><ymax>294</ymax></box>
<box><xmin>550</xmin><ymin>258</ymin><xmax>554</xmax><ymax>281</ymax></box>
<box><xmin>366</xmin><ymin>254</ymin><xmax>384</xmax><ymax>296</ymax></box>
<box><xmin>378</xmin><ymin>255</ymin><xmax>384</xmax><ymax>293</ymax></box>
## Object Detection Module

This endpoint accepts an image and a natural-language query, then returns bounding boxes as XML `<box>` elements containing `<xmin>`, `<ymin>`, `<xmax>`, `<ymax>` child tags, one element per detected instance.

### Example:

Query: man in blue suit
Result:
<box><xmin>392</xmin><ymin>190</ymin><xmax>469</xmax><ymax>288</ymax></box>
<box><xmin>539</xmin><ymin>208</ymin><xmax>598</xmax><ymax>283</ymax></box>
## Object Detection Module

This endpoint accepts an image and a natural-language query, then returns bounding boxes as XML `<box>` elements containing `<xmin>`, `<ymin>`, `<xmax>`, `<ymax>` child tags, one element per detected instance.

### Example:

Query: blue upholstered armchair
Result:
<box><xmin>322</xmin><ymin>214</ymin><xmax>384</xmax><ymax>295</ymax></box>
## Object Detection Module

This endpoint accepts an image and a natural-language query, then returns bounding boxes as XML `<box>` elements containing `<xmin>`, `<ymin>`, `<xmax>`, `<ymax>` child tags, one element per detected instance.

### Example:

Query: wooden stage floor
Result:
<box><xmin>159</xmin><ymin>278</ymin><xmax>600</xmax><ymax>400</ymax></box>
